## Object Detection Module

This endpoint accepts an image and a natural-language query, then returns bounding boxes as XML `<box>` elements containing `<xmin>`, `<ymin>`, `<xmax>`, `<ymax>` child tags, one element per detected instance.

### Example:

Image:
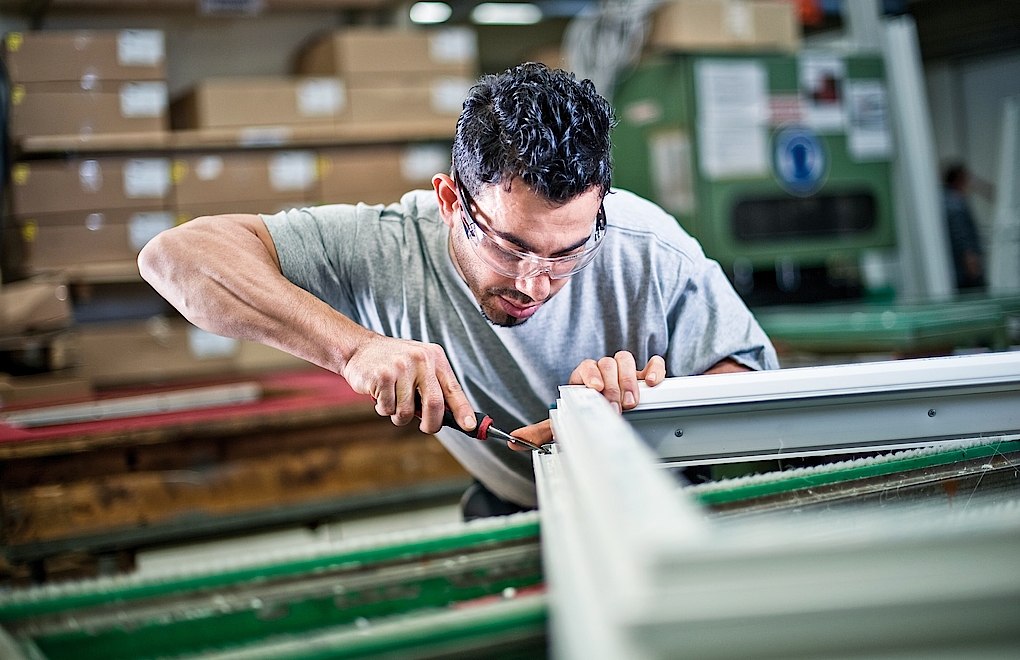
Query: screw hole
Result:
<box><xmin>674</xmin><ymin>429</ymin><xmax>683</xmax><ymax>437</ymax></box>
<box><xmin>928</xmin><ymin>409</ymin><xmax>936</xmax><ymax>417</ymax></box>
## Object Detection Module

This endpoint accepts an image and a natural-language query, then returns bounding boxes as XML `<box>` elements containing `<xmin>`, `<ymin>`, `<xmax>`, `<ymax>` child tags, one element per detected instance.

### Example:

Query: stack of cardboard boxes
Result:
<box><xmin>170</xmin><ymin>76</ymin><xmax>349</xmax><ymax>135</ymax></box>
<box><xmin>8</xmin><ymin>156</ymin><xmax>174</xmax><ymax>275</ymax></box>
<box><xmin>4</xmin><ymin>29</ymin><xmax>173</xmax><ymax>276</ymax></box>
<box><xmin>294</xmin><ymin>27</ymin><xmax>477</xmax><ymax>127</ymax></box>
<box><xmin>0</xmin><ymin>26</ymin><xmax>475</xmax><ymax>390</ymax></box>
<box><xmin>5</xmin><ymin>30</ymin><xmax>168</xmax><ymax>139</ymax></box>
<box><xmin>172</xmin><ymin>150</ymin><xmax>319</xmax><ymax>222</ymax></box>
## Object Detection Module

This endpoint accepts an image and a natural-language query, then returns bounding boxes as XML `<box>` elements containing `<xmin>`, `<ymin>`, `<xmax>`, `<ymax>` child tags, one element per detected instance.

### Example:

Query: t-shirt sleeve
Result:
<box><xmin>648</xmin><ymin>220</ymin><xmax>778</xmax><ymax>375</ymax></box>
<box><xmin>666</xmin><ymin>254</ymin><xmax>779</xmax><ymax>374</ymax></box>
<box><xmin>260</xmin><ymin>205</ymin><xmax>361</xmax><ymax>319</ymax></box>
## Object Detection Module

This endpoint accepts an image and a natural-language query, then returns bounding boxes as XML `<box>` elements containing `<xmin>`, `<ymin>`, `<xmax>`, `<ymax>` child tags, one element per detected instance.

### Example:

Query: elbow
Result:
<box><xmin>137</xmin><ymin>228</ymin><xmax>174</xmax><ymax>288</ymax></box>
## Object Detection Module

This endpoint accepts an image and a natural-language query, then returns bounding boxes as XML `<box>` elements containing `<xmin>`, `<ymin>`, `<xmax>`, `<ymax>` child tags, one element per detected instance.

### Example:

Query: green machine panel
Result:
<box><xmin>612</xmin><ymin>52</ymin><xmax>895</xmax><ymax>273</ymax></box>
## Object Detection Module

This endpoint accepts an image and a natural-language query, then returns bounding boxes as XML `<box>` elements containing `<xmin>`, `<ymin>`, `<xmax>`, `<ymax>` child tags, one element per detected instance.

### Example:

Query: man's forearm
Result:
<box><xmin>137</xmin><ymin>214</ymin><xmax>368</xmax><ymax>375</ymax></box>
<box><xmin>703</xmin><ymin>357</ymin><xmax>752</xmax><ymax>374</ymax></box>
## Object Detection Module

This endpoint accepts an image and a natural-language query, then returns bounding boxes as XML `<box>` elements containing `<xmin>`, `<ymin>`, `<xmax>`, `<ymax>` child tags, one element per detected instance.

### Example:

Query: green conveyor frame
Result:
<box><xmin>0</xmin><ymin>517</ymin><xmax>544</xmax><ymax>660</ymax></box>
<box><xmin>3</xmin><ymin>438</ymin><xmax>1017</xmax><ymax>660</ymax></box>
<box><xmin>754</xmin><ymin>296</ymin><xmax>1020</xmax><ymax>354</ymax></box>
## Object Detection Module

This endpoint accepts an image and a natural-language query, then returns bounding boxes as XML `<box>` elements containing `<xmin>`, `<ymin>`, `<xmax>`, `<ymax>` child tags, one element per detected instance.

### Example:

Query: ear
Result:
<box><xmin>433</xmin><ymin>173</ymin><xmax>459</xmax><ymax>229</ymax></box>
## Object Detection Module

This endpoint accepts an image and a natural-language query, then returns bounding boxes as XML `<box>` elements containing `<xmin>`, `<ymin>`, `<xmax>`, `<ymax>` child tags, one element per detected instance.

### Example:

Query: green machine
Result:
<box><xmin>612</xmin><ymin>52</ymin><xmax>896</xmax><ymax>302</ymax></box>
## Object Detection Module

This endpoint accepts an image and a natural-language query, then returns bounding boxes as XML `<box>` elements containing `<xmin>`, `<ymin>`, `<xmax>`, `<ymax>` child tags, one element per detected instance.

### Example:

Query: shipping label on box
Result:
<box><xmin>11</xmin><ymin>158</ymin><xmax>171</xmax><ymax>215</ymax></box>
<box><xmin>268</xmin><ymin>151</ymin><xmax>319</xmax><ymax>193</ymax></box>
<box><xmin>3</xmin><ymin>30</ymin><xmax>166</xmax><ymax>83</ymax></box>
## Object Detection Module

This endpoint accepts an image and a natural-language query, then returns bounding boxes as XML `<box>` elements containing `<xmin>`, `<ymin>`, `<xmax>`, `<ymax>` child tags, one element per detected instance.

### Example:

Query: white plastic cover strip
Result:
<box><xmin>625</xmin><ymin>352</ymin><xmax>1020</xmax><ymax>462</ymax></box>
<box><xmin>540</xmin><ymin>373</ymin><xmax>1020</xmax><ymax>660</ymax></box>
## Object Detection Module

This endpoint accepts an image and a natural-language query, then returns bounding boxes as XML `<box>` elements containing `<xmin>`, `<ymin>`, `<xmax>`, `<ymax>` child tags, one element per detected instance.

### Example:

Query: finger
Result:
<box><xmin>597</xmin><ymin>356</ymin><xmax>622</xmax><ymax>413</ymax></box>
<box><xmin>373</xmin><ymin>373</ymin><xmax>397</xmax><ymax>419</ymax></box>
<box><xmin>390</xmin><ymin>372</ymin><xmax>417</xmax><ymax>427</ymax></box>
<box><xmin>415</xmin><ymin>375</ymin><xmax>446</xmax><ymax>434</ymax></box>
<box><xmin>614</xmin><ymin>351</ymin><xmax>640</xmax><ymax>410</ymax></box>
<box><xmin>568</xmin><ymin>359</ymin><xmax>604</xmax><ymax>390</ymax></box>
<box><xmin>507</xmin><ymin>420</ymin><xmax>552</xmax><ymax>452</ymax></box>
<box><xmin>434</xmin><ymin>351</ymin><xmax>477</xmax><ymax>432</ymax></box>
<box><xmin>637</xmin><ymin>355</ymin><xmax>666</xmax><ymax>387</ymax></box>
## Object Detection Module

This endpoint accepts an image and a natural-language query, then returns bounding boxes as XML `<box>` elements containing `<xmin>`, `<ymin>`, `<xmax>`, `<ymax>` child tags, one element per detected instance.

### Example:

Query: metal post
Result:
<box><xmin>988</xmin><ymin>95</ymin><xmax>1020</xmax><ymax>294</ymax></box>
<box><xmin>843</xmin><ymin>0</ymin><xmax>884</xmax><ymax>52</ymax></box>
<box><xmin>882</xmin><ymin>16</ymin><xmax>955</xmax><ymax>300</ymax></box>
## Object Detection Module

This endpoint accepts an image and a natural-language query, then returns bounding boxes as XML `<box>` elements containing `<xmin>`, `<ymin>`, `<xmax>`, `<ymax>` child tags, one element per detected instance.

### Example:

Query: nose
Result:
<box><xmin>515</xmin><ymin>270</ymin><xmax>552</xmax><ymax>301</ymax></box>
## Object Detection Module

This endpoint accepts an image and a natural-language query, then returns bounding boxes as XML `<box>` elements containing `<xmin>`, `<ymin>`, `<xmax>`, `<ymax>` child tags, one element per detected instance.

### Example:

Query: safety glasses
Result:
<box><xmin>454</xmin><ymin>175</ymin><xmax>606</xmax><ymax>280</ymax></box>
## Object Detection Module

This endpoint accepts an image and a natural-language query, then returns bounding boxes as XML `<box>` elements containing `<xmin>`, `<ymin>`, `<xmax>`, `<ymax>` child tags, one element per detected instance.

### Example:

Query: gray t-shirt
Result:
<box><xmin>263</xmin><ymin>188</ymin><xmax>777</xmax><ymax>506</ymax></box>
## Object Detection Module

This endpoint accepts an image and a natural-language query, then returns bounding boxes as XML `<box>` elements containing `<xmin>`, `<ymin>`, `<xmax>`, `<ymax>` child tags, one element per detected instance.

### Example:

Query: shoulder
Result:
<box><xmin>602</xmin><ymin>188</ymin><xmax>706</xmax><ymax>261</ymax></box>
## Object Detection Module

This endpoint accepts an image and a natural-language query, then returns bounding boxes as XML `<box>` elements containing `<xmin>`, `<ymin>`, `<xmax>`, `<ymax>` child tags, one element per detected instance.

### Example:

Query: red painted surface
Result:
<box><xmin>0</xmin><ymin>369</ymin><xmax>373</xmax><ymax>447</ymax></box>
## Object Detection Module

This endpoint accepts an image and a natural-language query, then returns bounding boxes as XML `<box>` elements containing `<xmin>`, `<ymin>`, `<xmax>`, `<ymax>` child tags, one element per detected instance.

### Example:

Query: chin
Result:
<box><xmin>479</xmin><ymin>301</ymin><xmax>529</xmax><ymax>328</ymax></box>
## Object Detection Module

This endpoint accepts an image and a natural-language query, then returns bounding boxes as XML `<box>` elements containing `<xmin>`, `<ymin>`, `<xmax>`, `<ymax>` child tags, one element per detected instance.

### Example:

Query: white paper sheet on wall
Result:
<box><xmin>846</xmin><ymin>80</ymin><xmax>892</xmax><ymax>161</ymax></box>
<box><xmin>695</xmin><ymin>60</ymin><xmax>769</xmax><ymax>179</ymax></box>
<box><xmin>649</xmin><ymin>129</ymin><xmax>696</xmax><ymax>215</ymax></box>
<box><xmin>800</xmin><ymin>53</ymin><xmax>847</xmax><ymax>132</ymax></box>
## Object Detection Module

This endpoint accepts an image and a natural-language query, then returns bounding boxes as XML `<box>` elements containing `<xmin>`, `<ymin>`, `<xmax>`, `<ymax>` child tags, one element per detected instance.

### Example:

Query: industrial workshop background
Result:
<box><xmin>0</xmin><ymin>0</ymin><xmax>1018</xmax><ymax>658</ymax></box>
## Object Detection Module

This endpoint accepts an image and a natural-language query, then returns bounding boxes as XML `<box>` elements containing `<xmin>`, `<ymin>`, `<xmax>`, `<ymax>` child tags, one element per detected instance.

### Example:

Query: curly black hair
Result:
<box><xmin>452</xmin><ymin>62</ymin><xmax>616</xmax><ymax>204</ymax></box>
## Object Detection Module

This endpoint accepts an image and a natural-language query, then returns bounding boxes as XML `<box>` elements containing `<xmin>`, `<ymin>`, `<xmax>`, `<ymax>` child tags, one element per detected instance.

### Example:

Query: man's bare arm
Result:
<box><xmin>137</xmin><ymin>215</ymin><xmax>476</xmax><ymax>434</ymax></box>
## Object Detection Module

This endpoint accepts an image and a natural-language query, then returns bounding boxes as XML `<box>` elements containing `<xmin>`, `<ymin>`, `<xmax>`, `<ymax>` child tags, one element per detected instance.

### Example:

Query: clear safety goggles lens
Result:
<box><xmin>456</xmin><ymin>178</ymin><xmax>606</xmax><ymax>280</ymax></box>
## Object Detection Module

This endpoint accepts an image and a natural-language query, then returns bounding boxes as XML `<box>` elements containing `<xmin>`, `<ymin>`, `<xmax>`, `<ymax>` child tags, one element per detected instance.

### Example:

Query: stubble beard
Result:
<box><xmin>478</xmin><ymin>288</ymin><xmax>536</xmax><ymax>328</ymax></box>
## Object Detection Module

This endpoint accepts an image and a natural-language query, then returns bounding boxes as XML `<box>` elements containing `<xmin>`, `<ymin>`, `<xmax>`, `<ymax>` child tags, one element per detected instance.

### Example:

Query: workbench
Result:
<box><xmin>2</xmin><ymin>352</ymin><xmax>1018</xmax><ymax>659</ymax></box>
<box><xmin>0</xmin><ymin>369</ymin><xmax>470</xmax><ymax>584</ymax></box>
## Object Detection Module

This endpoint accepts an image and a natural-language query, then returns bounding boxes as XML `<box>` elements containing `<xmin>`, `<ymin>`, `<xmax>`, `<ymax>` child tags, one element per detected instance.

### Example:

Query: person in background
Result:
<box><xmin>943</xmin><ymin>163</ymin><xmax>986</xmax><ymax>291</ymax></box>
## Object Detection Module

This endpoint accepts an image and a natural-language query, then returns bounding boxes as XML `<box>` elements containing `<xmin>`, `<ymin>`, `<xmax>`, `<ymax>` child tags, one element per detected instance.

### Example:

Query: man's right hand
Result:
<box><xmin>342</xmin><ymin>332</ymin><xmax>476</xmax><ymax>436</ymax></box>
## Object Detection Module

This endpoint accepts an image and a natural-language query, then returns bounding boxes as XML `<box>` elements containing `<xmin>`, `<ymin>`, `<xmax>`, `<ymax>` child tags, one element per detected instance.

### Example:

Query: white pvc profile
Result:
<box><xmin>624</xmin><ymin>352</ymin><xmax>1020</xmax><ymax>462</ymax></box>
<box><xmin>540</xmin><ymin>380</ymin><xmax>1020</xmax><ymax>660</ymax></box>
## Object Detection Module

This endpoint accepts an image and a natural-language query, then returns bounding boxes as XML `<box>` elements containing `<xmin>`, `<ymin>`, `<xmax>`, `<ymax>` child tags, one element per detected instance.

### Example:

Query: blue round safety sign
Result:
<box><xmin>772</xmin><ymin>126</ymin><xmax>827</xmax><ymax>196</ymax></box>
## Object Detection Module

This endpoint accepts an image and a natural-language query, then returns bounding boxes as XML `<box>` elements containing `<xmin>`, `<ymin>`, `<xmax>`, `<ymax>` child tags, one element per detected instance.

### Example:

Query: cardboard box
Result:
<box><xmin>648</xmin><ymin>0</ymin><xmax>800</xmax><ymax>52</ymax></box>
<box><xmin>295</xmin><ymin>28</ymin><xmax>477</xmax><ymax>82</ymax></box>
<box><xmin>171</xmin><ymin>77</ymin><xmax>348</xmax><ymax>130</ymax></box>
<box><xmin>317</xmin><ymin>144</ymin><xmax>449</xmax><ymax>205</ymax></box>
<box><xmin>10</xmin><ymin>81</ymin><xmax>168</xmax><ymax>138</ymax></box>
<box><xmin>348</xmin><ymin>78</ymin><xmax>471</xmax><ymax>124</ymax></box>
<box><xmin>172</xmin><ymin>151</ymin><xmax>319</xmax><ymax>208</ymax></box>
<box><xmin>0</xmin><ymin>373</ymin><xmax>92</xmax><ymax>408</ymax></box>
<box><xmin>74</xmin><ymin>317</ymin><xmax>240</xmax><ymax>386</ymax></box>
<box><xmin>11</xmin><ymin>157</ymin><xmax>173</xmax><ymax>215</ymax></box>
<box><xmin>3</xmin><ymin>30</ymin><xmax>165</xmax><ymax>83</ymax></box>
<box><xmin>0</xmin><ymin>278</ymin><xmax>73</xmax><ymax>335</ymax></box>
<box><xmin>8</xmin><ymin>209</ymin><xmax>173</xmax><ymax>270</ymax></box>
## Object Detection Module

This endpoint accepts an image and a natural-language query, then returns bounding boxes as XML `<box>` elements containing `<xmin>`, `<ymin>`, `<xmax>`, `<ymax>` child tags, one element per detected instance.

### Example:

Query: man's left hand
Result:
<box><xmin>503</xmin><ymin>354</ymin><xmax>751</xmax><ymax>452</ymax></box>
<box><xmin>568</xmin><ymin>352</ymin><xmax>666</xmax><ymax>414</ymax></box>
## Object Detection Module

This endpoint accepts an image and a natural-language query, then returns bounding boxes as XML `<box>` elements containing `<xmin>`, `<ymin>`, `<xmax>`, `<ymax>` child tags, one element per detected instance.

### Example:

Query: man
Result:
<box><xmin>942</xmin><ymin>164</ymin><xmax>986</xmax><ymax>291</ymax></box>
<box><xmin>138</xmin><ymin>63</ymin><xmax>777</xmax><ymax>515</ymax></box>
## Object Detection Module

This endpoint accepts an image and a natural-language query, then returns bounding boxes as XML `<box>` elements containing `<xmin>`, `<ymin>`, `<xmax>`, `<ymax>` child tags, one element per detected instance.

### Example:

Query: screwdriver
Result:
<box><xmin>415</xmin><ymin>401</ymin><xmax>552</xmax><ymax>454</ymax></box>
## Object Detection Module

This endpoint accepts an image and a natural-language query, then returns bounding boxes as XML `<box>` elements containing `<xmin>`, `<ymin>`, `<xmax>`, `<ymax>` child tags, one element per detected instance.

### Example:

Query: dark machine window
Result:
<box><xmin>732</xmin><ymin>192</ymin><xmax>877</xmax><ymax>243</ymax></box>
